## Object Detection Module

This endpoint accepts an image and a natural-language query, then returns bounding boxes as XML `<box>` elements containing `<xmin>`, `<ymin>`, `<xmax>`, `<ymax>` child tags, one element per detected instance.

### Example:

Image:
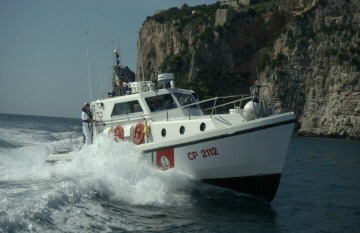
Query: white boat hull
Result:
<box><xmin>141</xmin><ymin>113</ymin><xmax>295</xmax><ymax>201</ymax></box>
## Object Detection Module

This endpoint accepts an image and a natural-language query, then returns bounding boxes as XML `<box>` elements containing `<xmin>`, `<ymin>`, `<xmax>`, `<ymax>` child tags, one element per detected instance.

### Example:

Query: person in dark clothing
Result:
<box><xmin>81</xmin><ymin>102</ymin><xmax>94</xmax><ymax>144</ymax></box>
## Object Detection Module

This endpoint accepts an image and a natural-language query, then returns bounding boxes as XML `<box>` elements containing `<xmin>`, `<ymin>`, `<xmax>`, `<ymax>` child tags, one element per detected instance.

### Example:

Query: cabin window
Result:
<box><xmin>173</xmin><ymin>93</ymin><xmax>197</xmax><ymax>108</ymax></box>
<box><xmin>111</xmin><ymin>100</ymin><xmax>143</xmax><ymax>117</ymax></box>
<box><xmin>145</xmin><ymin>94</ymin><xmax>177</xmax><ymax>112</ymax></box>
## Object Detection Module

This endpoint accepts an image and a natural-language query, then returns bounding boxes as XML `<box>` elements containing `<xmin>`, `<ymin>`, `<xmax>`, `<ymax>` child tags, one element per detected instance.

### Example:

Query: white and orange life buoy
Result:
<box><xmin>114</xmin><ymin>125</ymin><xmax>124</xmax><ymax>141</ymax></box>
<box><xmin>134</xmin><ymin>122</ymin><xmax>145</xmax><ymax>145</ymax></box>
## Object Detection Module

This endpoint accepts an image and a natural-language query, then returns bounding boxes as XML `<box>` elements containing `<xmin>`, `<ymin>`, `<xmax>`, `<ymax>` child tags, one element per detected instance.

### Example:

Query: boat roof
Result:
<box><xmin>93</xmin><ymin>83</ymin><xmax>194</xmax><ymax>104</ymax></box>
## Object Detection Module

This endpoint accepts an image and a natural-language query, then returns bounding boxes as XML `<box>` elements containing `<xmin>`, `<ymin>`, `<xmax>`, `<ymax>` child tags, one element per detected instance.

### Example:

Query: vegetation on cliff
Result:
<box><xmin>150</xmin><ymin>3</ymin><xmax>220</xmax><ymax>26</ymax></box>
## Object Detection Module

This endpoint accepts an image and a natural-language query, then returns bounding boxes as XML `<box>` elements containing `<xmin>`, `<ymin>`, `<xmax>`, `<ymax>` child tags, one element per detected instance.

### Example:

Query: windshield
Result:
<box><xmin>173</xmin><ymin>93</ymin><xmax>197</xmax><ymax>108</ymax></box>
<box><xmin>145</xmin><ymin>94</ymin><xmax>177</xmax><ymax>112</ymax></box>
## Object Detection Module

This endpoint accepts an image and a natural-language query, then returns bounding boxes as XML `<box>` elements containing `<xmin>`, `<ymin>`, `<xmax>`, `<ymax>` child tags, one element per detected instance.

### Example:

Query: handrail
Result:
<box><xmin>96</xmin><ymin>94</ymin><xmax>251</xmax><ymax>125</ymax></box>
<box><xmin>203</xmin><ymin>96</ymin><xmax>251</xmax><ymax>112</ymax></box>
<box><xmin>210</xmin><ymin>97</ymin><xmax>218</xmax><ymax>118</ymax></box>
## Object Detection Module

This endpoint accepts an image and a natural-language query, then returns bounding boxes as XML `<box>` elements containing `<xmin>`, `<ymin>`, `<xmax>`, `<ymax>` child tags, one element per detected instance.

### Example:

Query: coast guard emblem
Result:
<box><xmin>156</xmin><ymin>148</ymin><xmax>174</xmax><ymax>170</ymax></box>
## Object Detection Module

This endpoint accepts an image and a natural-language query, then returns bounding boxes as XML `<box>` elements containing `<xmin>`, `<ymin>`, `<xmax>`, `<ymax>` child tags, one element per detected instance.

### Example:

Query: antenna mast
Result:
<box><xmin>85</xmin><ymin>31</ymin><xmax>93</xmax><ymax>102</ymax></box>
<box><xmin>137</xmin><ymin>32</ymin><xmax>145</xmax><ymax>82</ymax></box>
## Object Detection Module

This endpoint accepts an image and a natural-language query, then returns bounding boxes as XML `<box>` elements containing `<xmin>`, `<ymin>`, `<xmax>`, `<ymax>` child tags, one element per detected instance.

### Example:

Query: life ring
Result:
<box><xmin>134</xmin><ymin>122</ymin><xmax>145</xmax><ymax>145</ymax></box>
<box><xmin>114</xmin><ymin>125</ymin><xmax>124</xmax><ymax>141</ymax></box>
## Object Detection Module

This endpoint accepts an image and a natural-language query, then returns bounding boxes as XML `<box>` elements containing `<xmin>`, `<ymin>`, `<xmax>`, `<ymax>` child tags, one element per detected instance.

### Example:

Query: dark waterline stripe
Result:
<box><xmin>204</xmin><ymin>173</ymin><xmax>282</xmax><ymax>202</ymax></box>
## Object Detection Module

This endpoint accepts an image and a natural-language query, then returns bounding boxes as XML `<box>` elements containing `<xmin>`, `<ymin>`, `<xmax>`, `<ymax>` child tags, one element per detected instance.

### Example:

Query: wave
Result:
<box><xmin>0</xmin><ymin>127</ymin><xmax>81</xmax><ymax>151</ymax></box>
<box><xmin>0</xmin><ymin>135</ymin><xmax>196</xmax><ymax>232</ymax></box>
<box><xmin>1</xmin><ymin>135</ymin><xmax>194</xmax><ymax>202</ymax></box>
<box><xmin>43</xmin><ymin>136</ymin><xmax>193</xmax><ymax>203</ymax></box>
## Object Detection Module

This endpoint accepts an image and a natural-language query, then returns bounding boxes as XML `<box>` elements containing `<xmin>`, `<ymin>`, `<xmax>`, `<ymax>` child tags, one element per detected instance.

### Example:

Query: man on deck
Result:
<box><xmin>81</xmin><ymin>102</ymin><xmax>95</xmax><ymax>144</ymax></box>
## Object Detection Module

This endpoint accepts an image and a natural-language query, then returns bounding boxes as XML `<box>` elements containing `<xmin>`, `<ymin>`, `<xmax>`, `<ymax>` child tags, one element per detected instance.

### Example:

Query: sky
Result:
<box><xmin>0</xmin><ymin>0</ymin><xmax>218</xmax><ymax>118</ymax></box>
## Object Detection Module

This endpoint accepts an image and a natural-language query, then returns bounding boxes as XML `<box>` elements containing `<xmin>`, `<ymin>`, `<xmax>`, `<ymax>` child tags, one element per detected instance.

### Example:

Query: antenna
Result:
<box><xmin>100</xmin><ymin>51</ymin><xmax>107</xmax><ymax>93</ymax></box>
<box><xmin>98</xmin><ymin>56</ymin><xmax>103</xmax><ymax>98</ymax></box>
<box><xmin>137</xmin><ymin>31</ymin><xmax>145</xmax><ymax>82</ymax></box>
<box><xmin>85</xmin><ymin>31</ymin><xmax>93</xmax><ymax>102</ymax></box>
<box><xmin>114</xmin><ymin>49</ymin><xmax>120</xmax><ymax>66</ymax></box>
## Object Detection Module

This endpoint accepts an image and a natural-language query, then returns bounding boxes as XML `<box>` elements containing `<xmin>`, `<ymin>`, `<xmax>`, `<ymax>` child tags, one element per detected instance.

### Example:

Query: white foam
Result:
<box><xmin>55</xmin><ymin>135</ymin><xmax>193</xmax><ymax>205</ymax></box>
<box><xmin>0</xmin><ymin>135</ymin><xmax>194</xmax><ymax>207</ymax></box>
<box><xmin>0</xmin><ymin>135</ymin><xmax>196</xmax><ymax>232</ymax></box>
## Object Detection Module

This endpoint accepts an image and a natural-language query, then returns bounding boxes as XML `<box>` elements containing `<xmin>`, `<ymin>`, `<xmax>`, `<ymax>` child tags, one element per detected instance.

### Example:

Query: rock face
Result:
<box><xmin>261</xmin><ymin>0</ymin><xmax>360</xmax><ymax>139</ymax></box>
<box><xmin>136</xmin><ymin>0</ymin><xmax>360</xmax><ymax>139</ymax></box>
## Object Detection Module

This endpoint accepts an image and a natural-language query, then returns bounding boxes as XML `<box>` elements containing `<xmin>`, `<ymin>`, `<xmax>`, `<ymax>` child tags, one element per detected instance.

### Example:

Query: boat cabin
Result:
<box><xmin>92</xmin><ymin>73</ymin><xmax>202</xmax><ymax>134</ymax></box>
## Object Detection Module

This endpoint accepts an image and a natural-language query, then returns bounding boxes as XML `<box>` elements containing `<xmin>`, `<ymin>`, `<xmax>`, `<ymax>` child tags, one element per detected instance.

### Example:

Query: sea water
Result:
<box><xmin>0</xmin><ymin>113</ymin><xmax>359</xmax><ymax>233</ymax></box>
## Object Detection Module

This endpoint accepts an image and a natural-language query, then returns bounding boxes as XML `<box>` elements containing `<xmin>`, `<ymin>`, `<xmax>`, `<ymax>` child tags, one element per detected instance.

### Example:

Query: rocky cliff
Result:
<box><xmin>136</xmin><ymin>0</ymin><xmax>360</xmax><ymax>139</ymax></box>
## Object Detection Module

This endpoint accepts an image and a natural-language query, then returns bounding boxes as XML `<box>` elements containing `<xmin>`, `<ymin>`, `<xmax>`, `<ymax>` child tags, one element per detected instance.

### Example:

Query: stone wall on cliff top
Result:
<box><xmin>136</xmin><ymin>0</ymin><xmax>360</xmax><ymax>139</ymax></box>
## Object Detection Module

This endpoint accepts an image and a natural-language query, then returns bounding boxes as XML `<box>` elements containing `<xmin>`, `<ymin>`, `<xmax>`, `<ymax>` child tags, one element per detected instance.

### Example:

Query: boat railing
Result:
<box><xmin>148</xmin><ymin>94</ymin><xmax>252</xmax><ymax>121</ymax></box>
<box><xmin>199</xmin><ymin>95</ymin><xmax>252</xmax><ymax>117</ymax></box>
<box><xmin>96</xmin><ymin>94</ymin><xmax>253</xmax><ymax>126</ymax></box>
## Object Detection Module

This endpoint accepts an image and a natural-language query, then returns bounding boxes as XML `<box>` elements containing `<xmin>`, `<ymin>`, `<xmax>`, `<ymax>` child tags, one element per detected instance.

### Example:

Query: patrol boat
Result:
<box><xmin>47</xmin><ymin>50</ymin><xmax>296</xmax><ymax>201</ymax></box>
